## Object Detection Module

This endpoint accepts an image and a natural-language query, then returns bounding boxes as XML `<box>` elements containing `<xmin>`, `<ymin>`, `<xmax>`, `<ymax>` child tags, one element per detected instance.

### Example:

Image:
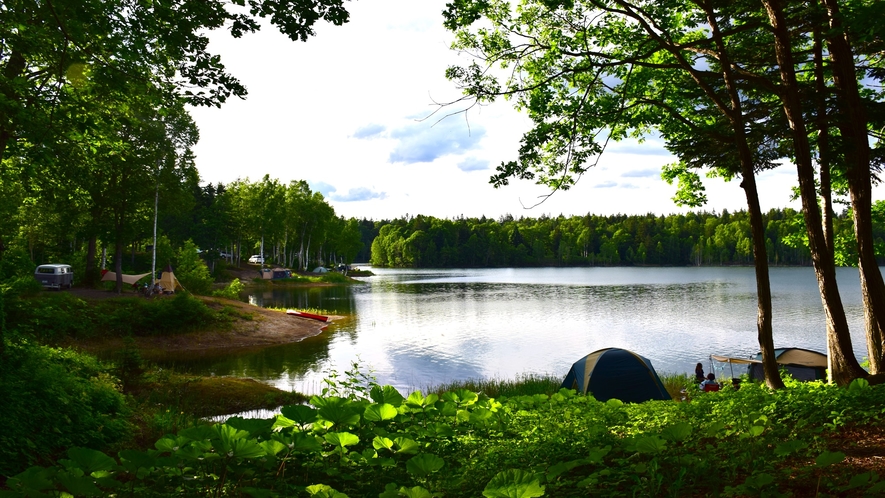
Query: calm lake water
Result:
<box><xmin>164</xmin><ymin>266</ymin><xmax>871</xmax><ymax>397</ymax></box>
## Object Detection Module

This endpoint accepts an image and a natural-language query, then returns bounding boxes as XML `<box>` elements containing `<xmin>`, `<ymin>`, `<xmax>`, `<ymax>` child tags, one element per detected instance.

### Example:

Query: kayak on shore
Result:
<box><xmin>286</xmin><ymin>310</ymin><xmax>330</xmax><ymax>322</ymax></box>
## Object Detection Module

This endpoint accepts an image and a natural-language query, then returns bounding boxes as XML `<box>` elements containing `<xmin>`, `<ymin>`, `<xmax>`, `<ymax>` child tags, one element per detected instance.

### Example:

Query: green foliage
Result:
<box><xmin>0</xmin><ymin>341</ymin><xmax>129</xmax><ymax>477</ymax></box>
<box><xmin>212</xmin><ymin>278</ymin><xmax>245</xmax><ymax>300</ymax></box>
<box><xmin>0</xmin><ymin>246</ymin><xmax>36</xmax><ymax>281</ymax></box>
<box><xmin>6</xmin><ymin>291</ymin><xmax>225</xmax><ymax>340</ymax></box>
<box><xmin>174</xmin><ymin>240</ymin><xmax>213</xmax><ymax>295</ymax></box>
<box><xmin>10</xmin><ymin>370</ymin><xmax>885</xmax><ymax>496</ymax></box>
<box><xmin>368</xmin><ymin>209</ymin><xmax>828</xmax><ymax>268</ymax></box>
<box><xmin>319</xmin><ymin>272</ymin><xmax>351</xmax><ymax>284</ymax></box>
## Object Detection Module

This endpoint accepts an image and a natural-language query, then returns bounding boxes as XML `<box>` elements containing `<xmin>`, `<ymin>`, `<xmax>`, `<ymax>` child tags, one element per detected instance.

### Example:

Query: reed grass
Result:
<box><xmin>422</xmin><ymin>371</ymin><xmax>698</xmax><ymax>402</ymax></box>
<box><xmin>424</xmin><ymin>373</ymin><xmax>563</xmax><ymax>399</ymax></box>
<box><xmin>658</xmin><ymin>371</ymin><xmax>696</xmax><ymax>400</ymax></box>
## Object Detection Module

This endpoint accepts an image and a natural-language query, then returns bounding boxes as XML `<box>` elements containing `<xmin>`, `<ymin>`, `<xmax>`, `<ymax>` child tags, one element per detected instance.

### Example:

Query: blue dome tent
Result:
<box><xmin>560</xmin><ymin>348</ymin><xmax>672</xmax><ymax>403</ymax></box>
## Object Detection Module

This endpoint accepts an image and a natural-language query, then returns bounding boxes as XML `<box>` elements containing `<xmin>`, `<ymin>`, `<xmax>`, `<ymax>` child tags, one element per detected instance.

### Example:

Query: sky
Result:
<box><xmin>187</xmin><ymin>0</ymin><xmax>857</xmax><ymax>221</ymax></box>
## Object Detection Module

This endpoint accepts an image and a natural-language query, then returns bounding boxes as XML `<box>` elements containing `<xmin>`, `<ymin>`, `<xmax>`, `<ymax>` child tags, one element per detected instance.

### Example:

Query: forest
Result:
<box><xmin>367</xmin><ymin>207</ymin><xmax>885</xmax><ymax>268</ymax></box>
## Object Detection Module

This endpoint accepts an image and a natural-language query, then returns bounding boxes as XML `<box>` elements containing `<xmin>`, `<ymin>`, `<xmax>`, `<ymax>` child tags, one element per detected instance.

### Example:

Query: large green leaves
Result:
<box><xmin>483</xmin><ymin>470</ymin><xmax>545</xmax><ymax>498</ymax></box>
<box><xmin>406</xmin><ymin>454</ymin><xmax>445</xmax><ymax>478</ymax></box>
<box><xmin>364</xmin><ymin>403</ymin><xmax>399</xmax><ymax>422</ymax></box>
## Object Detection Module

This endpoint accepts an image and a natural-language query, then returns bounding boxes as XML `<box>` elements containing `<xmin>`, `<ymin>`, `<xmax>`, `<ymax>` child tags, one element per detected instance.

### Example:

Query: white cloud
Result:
<box><xmin>330</xmin><ymin>187</ymin><xmax>388</xmax><ymax>202</ymax></box>
<box><xmin>457</xmin><ymin>157</ymin><xmax>489</xmax><ymax>172</ymax></box>
<box><xmin>388</xmin><ymin>118</ymin><xmax>486</xmax><ymax>164</ymax></box>
<box><xmin>310</xmin><ymin>181</ymin><xmax>337</xmax><ymax>196</ymax></box>
<box><xmin>353</xmin><ymin>124</ymin><xmax>386</xmax><ymax>139</ymax></box>
<box><xmin>621</xmin><ymin>168</ymin><xmax>661</xmax><ymax>178</ymax></box>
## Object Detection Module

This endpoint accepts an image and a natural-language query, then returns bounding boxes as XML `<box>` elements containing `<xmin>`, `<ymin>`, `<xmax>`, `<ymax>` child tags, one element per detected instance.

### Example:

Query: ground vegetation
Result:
<box><xmin>4</xmin><ymin>366</ymin><xmax>885</xmax><ymax>497</ymax></box>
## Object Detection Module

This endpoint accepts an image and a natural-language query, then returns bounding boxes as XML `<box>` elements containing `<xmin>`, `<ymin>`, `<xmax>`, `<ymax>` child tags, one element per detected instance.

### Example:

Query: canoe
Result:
<box><xmin>286</xmin><ymin>310</ymin><xmax>330</xmax><ymax>322</ymax></box>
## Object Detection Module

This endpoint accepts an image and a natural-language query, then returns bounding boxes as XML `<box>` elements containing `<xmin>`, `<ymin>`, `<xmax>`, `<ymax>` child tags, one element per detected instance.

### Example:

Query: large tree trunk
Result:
<box><xmin>762</xmin><ymin>0</ymin><xmax>866</xmax><ymax>384</ymax></box>
<box><xmin>820</xmin><ymin>0</ymin><xmax>885</xmax><ymax>373</ymax></box>
<box><xmin>85</xmin><ymin>235</ymin><xmax>98</xmax><ymax>287</ymax></box>
<box><xmin>114</xmin><ymin>238</ymin><xmax>124</xmax><ymax>294</ymax></box>
<box><xmin>702</xmin><ymin>1</ymin><xmax>782</xmax><ymax>388</ymax></box>
<box><xmin>0</xmin><ymin>50</ymin><xmax>26</xmax><ymax>164</ymax></box>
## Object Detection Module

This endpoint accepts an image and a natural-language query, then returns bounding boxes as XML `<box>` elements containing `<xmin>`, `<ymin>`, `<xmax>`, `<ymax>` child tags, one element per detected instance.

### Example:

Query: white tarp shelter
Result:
<box><xmin>101</xmin><ymin>271</ymin><xmax>151</xmax><ymax>286</ymax></box>
<box><xmin>711</xmin><ymin>348</ymin><xmax>828</xmax><ymax>382</ymax></box>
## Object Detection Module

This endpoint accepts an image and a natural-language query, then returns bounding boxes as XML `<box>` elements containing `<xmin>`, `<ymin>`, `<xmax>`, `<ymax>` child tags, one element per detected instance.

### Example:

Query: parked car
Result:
<box><xmin>248</xmin><ymin>254</ymin><xmax>265</xmax><ymax>264</ymax></box>
<box><xmin>34</xmin><ymin>264</ymin><xmax>74</xmax><ymax>290</ymax></box>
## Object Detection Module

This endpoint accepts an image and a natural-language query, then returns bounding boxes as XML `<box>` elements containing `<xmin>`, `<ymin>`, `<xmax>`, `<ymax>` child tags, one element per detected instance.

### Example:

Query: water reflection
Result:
<box><xmin>164</xmin><ymin>267</ymin><xmax>870</xmax><ymax>396</ymax></box>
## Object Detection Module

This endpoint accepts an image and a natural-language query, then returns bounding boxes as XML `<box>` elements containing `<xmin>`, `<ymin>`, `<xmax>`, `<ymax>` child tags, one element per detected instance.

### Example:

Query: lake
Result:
<box><xmin>164</xmin><ymin>266</ymin><xmax>870</xmax><ymax>397</ymax></box>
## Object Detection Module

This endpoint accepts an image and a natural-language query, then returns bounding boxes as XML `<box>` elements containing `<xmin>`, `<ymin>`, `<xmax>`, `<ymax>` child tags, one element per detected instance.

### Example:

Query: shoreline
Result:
<box><xmin>65</xmin><ymin>289</ymin><xmax>337</xmax><ymax>359</ymax></box>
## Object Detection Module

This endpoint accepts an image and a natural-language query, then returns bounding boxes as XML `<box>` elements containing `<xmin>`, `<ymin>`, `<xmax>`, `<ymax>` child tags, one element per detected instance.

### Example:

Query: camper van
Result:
<box><xmin>34</xmin><ymin>264</ymin><xmax>74</xmax><ymax>290</ymax></box>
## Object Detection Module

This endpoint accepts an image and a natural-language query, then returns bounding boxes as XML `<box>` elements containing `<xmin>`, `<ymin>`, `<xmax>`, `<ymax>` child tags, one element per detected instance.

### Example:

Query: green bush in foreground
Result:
<box><xmin>6</xmin><ymin>292</ymin><xmax>224</xmax><ymax>340</ymax></box>
<box><xmin>0</xmin><ymin>341</ymin><xmax>130</xmax><ymax>478</ymax></box>
<box><xmin>4</xmin><ymin>371</ymin><xmax>885</xmax><ymax>497</ymax></box>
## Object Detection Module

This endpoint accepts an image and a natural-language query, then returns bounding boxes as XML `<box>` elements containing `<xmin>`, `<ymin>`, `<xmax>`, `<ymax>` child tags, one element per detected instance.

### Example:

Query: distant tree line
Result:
<box><xmin>367</xmin><ymin>206</ymin><xmax>885</xmax><ymax>268</ymax></box>
<box><xmin>3</xmin><ymin>172</ymin><xmax>364</xmax><ymax>288</ymax></box>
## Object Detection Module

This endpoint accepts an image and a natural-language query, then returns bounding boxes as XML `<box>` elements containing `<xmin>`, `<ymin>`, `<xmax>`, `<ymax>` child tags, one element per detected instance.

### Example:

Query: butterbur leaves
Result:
<box><xmin>635</xmin><ymin>436</ymin><xmax>667</xmax><ymax>454</ymax></box>
<box><xmin>259</xmin><ymin>439</ymin><xmax>287</xmax><ymax>457</ymax></box>
<box><xmin>546</xmin><ymin>459</ymin><xmax>583</xmax><ymax>481</ymax></box>
<box><xmin>394</xmin><ymin>437</ymin><xmax>421</xmax><ymax>455</ymax></box>
<box><xmin>118</xmin><ymin>449</ymin><xmax>157</xmax><ymax>477</ymax></box>
<box><xmin>57</xmin><ymin>470</ymin><xmax>105</xmax><ymax>496</ymax></box>
<box><xmin>306</xmin><ymin>483</ymin><xmax>350</xmax><ymax>497</ymax></box>
<box><xmin>372</xmin><ymin>436</ymin><xmax>421</xmax><ymax>456</ymax></box>
<box><xmin>225</xmin><ymin>416</ymin><xmax>275</xmax><ymax>437</ymax></box>
<box><xmin>379</xmin><ymin>483</ymin><xmax>439</xmax><ymax>498</ymax></box>
<box><xmin>849</xmin><ymin>378</ymin><xmax>870</xmax><ymax>391</ymax></box>
<box><xmin>325</xmin><ymin>432</ymin><xmax>360</xmax><ymax>450</ymax></box>
<box><xmin>406</xmin><ymin>454</ymin><xmax>445</xmax><ymax>477</ymax></box>
<box><xmin>291</xmin><ymin>432</ymin><xmax>324</xmax><ymax>453</ymax></box>
<box><xmin>281</xmin><ymin>404</ymin><xmax>318</xmax><ymax>428</ymax></box>
<box><xmin>63</xmin><ymin>447</ymin><xmax>117</xmax><ymax>475</ymax></box>
<box><xmin>482</xmin><ymin>469</ymin><xmax>545</xmax><ymax>498</ymax></box>
<box><xmin>373</xmin><ymin>436</ymin><xmax>395</xmax><ymax>452</ymax></box>
<box><xmin>177</xmin><ymin>425</ymin><xmax>216</xmax><ymax>442</ymax></box>
<box><xmin>318</xmin><ymin>405</ymin><xmax>361</xmax><ymax>429</ymax></box>
<box><xmin>407</xmin><ymin>391</ymin><xmax>439</xmax><ymax>409</ymax></box>
<box><xmin>661</xmin><ymin>422</ymin><xmax>691</xmax><ymax>442</ymax></box>
<box><xmin>364</xmin><ymin>403</ymin><xmax>398</xmax><ymax>422</ymax></box>
<box><xmin>371</xmin><ymin>385</ymin><xmax>406</xmax><ymax>407</ymax></box>
<box><xmin>5</xmin><ymin>466</ymin><xmax>57</xmax><ymax>493</ymax></box>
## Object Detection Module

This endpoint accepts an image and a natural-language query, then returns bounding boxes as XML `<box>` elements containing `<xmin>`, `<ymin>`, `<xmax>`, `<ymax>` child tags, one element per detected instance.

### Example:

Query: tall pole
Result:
<box><xmin>152</xmin><ymin>159</ymin><xmax>159</xmax><ymax>286</ymax></box>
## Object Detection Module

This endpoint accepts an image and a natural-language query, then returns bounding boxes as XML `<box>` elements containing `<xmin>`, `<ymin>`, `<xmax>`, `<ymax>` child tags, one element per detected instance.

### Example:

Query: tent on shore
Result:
<box><xmin>101</xmin><ymin>271</ymin><xmax>151</xmax><ymax>286</ymax></box>
<box><xmin>560</xmin><ymin>348</ymin><xmax>672</xmax><ymax>403</ymax></box>
<box><xmin>711</xmin><ymin>347</ymin><xmax>827</xmax><ymax>382</ymax></box>
<box><xmin>156</xmin><ymin>264</ymin><xmax>183</xmax><ymax>292</ymax></box>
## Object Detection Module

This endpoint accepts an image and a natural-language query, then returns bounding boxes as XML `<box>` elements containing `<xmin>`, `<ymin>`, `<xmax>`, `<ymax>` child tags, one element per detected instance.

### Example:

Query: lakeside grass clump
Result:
<box><xmin>426</xmin><ymin>373</ymin><xmax>563</xmax><ymax>398</ymax></box>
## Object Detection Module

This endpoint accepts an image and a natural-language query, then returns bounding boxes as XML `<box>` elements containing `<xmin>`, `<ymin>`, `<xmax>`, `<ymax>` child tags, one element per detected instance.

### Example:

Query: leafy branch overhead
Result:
<box><xmin>0</xmin><ymin>0</ymin><xmax>354</xmax><ymax>162</ymax></box>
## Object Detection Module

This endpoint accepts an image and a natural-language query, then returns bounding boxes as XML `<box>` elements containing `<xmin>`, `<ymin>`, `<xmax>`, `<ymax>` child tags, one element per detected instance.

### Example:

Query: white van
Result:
<box><xmin>34</xmin><ymin>264</ymin><xmax>74</xmax><ymax>290</ymax></box>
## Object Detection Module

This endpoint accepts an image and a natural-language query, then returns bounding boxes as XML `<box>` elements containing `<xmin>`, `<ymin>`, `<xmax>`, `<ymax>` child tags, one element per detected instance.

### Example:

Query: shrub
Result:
<box><xmin>174</xmin><ymin>240</ymin><xmax>213</xmax><ymax>295</ymax></box>
<box><xmin>0</xmin><ymin>246</ymin><xmax>35</xmax><ymax>281</ymax></box>
<box><xmin>319</xmin><ymin>272</ymin><xmax>350</xmax><ymax>283</ymax></box>
<box><xmin>212</xmin><ymin>278</ymin><xmax>245</xmax><ymax>300</ymax></box>
<box><xmin>0</xmin><ymin>341</ymin><xmax>129</xmax><ymax>477</ymax></box>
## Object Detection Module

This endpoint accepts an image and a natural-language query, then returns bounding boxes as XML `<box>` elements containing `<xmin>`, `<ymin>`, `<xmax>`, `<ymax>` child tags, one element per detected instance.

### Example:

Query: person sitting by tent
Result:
<box><xmin>695</xmin><ymin>363</ymin><xmax>705</xmax><ymax>383</ymax></box>
<box><xmin>700</xmin><ymin>373</ymin><xmax>720</xmax><ymax>392</ymax></box>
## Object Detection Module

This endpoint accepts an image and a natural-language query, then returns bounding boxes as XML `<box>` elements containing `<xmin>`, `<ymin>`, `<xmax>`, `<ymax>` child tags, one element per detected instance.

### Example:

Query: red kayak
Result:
<box><xmin>286</xmin><ymin>310</ymin><xmax>330</xmax><ymax>322</ymax></box>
